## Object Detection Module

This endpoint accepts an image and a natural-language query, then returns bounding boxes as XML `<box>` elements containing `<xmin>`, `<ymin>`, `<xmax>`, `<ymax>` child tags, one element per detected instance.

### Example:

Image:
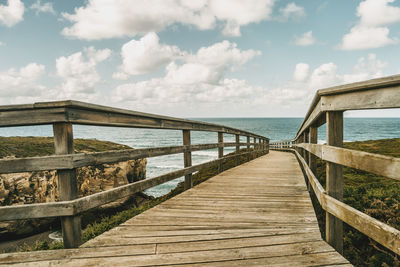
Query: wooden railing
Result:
<box><xmin>0</xmin><ymin>100</ymin><xmax>269</xmax><ymax>248</ymax></box>
<box><xmin>270</xmin><ymin>74</ymin><xmax>400</xmax><ymax>256</ymax></box>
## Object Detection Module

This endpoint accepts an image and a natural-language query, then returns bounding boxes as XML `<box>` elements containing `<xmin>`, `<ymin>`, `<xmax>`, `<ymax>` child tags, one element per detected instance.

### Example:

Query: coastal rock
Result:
<box><xmin>0</xmin><ymin>158</ymin><xmax>146</xmax><ymax>237</ymax></box>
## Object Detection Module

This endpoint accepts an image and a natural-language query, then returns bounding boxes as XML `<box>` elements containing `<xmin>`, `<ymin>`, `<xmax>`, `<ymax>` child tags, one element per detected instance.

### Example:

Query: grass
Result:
<box><xmin>309</xmin><ymin>138</ymin><xmax>400</xmax><ymax>267</ymax></box>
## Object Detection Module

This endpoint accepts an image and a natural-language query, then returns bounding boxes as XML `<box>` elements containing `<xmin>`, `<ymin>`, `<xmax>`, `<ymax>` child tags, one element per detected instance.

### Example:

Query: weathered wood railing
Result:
<box><xmin>270</xmin><ymin>74</ymin><xmax>400</xmax><ymax>256</ymax></box>
<box><xmin>0</xmin><ymin>100</ymin><xmax>269</xmax><ymax>248</ymax></box>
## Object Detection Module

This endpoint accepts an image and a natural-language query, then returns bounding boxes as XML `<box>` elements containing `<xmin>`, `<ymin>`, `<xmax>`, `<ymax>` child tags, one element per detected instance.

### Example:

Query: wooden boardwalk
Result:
<box><xmin>0</xmin><ymin>151</ymin><xmax>351</xmax><ymax>266</ymax></box>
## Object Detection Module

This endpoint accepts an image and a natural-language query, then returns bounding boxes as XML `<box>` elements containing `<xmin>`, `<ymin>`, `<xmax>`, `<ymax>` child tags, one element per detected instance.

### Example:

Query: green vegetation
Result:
<box><xmin>0</xmin><ymin>136</ymin><xmax>131</xmax><ymax>158</ymax></box>
<box><xmin>311</xmin><ymin>138</ymin><xmax>400</xmax><ymax>267</ymax></box>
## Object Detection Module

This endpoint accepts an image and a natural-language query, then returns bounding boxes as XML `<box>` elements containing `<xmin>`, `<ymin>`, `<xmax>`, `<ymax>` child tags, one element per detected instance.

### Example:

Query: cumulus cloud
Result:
<box><xmin>112</xmin><ymin>40</ymin><xmax>261</xmax><ymax>107</ymax></box>
<box><xmin>0</xmin><ymin>0</ymin><xmax>24</xmax><ymax>27</ymax></box>
<box><xmin>0</xmin><ymin>63</ymin><xmax>45</xmax><ymax>97</ymax></box>
<box><xmin>114</xmin><ymin>32</ymin><xmax>183</xmax><ymax>78</ymax></box>
<box><xmin>293</xmin><ymin>63</ymin><xmax>310</xmax><ymax>82</ymax></box>
<box><xmin>294</xmin><ymin>31</ymin><xmax>315</xmax><ymax>46</ymax></box>
<box><xmin>61</xmin><ymin>0</ymin><xmax>275</xmax><ymax>40</ymax></box>
<box><xmin>339</xmin><ymin>0</ymin><xmax>400</xmax><ymax>50</ymax></box>
<box><xmin>279</xmin><ymin>2</ymin><xmax>306</xmax><ymax>21</ymax></box>
<box><xmin>56</xmin><ymin>47</ymin><xmax>111</xmax><ymax>97</ymax></box>
<box><xmin>209</xmin><ymin>0</ymin><xmax>274</xmax><ymax>36</ymax></box>
<box><xmin>30</xmin><ymin>0</ymin><xmax>55</xmax><ymax>15</ymax></box>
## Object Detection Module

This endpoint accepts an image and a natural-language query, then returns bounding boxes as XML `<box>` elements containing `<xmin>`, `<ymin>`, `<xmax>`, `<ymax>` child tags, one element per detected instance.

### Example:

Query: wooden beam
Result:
<box><xmin>295</xmin><ymin>149</ymin><xmax>400</xmax><ymax>256</ymax></box>
<box><xmin>246</xmin><ymin>136</ymin><xmax>250</xmax><ymax>161</ymax></box>
<box><xmin>218</xmin><ymin>132</ymin><xmax>224</xmax><ymax>173</ymax></box>
<box><xmin>183</xmin><ymin>130</ymin><xmax>192</xmax><ymax>190</ymax></box>
<box><xmin>53</xmin><ymin>122</ymin><xmax>82</xmax><ymax>248</ymax></box>
<box><xmin>325</xmin><ymin>111</ymin><xmax>343</xmax><ymax>254</ymax></box>
<box><xmin>235</xmin><ymin>134</ymin><xmax>240</xmax><ymax>166</ymax></box>
<box><xmin>298</xmin><ymin>143</ymin><xmax>400</xmax><ymax>181</ymax></box>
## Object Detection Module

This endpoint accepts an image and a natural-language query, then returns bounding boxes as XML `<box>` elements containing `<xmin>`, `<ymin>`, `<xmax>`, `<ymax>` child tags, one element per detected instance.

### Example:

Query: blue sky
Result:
<box><xmin>0</xmin><ymin>0</ymin><xmax>400</xmax><ymax>117</ymax></box>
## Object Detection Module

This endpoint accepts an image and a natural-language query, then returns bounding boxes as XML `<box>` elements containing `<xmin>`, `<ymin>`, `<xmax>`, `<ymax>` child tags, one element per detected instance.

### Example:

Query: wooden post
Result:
<box><xmin>218</xmin><ymin>132</ymin><xmax>224</xmax><ymax>173</ymax></box>
<box><xmin>266</xmin><ymin>139</ymin><xmax>269</xmax><ymax>154</ymax></box>
<box><xmin>53</xmin><ymin>122</ymin><xmax>81</xmax><ymax>248</ymax></box>
<box><xmin>246</xmin><ymin>136</ymin><xmax>250</xmax><ymax>162</ymax></box>
<box><xmin>304</xmin><ymin>132</ymin><xmax>309</xmax><ymax>165</ymax></box>
<box><xmin>259</xmin><ymin>139</ymin><xmax>262</xmax><ymax>155</ymax></box>
<box><xmin>183</xmin><ymin>130</ymin><xmax>192</xmax><ymax>190</ymax></box>
<box><xmin>326</xmin><ymin>111</ymin><xmax>344</xmax><ymax>254</ymax></box>
<box><xmin>309</xmin><ymin>127</ymin><xmax>318</xmax><ymax>174</ymax></box>
<box><xmin>253</xmin><ymin>137</ymin><xmax>256</xmax><ymax>159</ymax></box>
<box><xmin>235</xmin><ymin>134</ymin><xmax>240</xmax><ymax>166</ymax></box>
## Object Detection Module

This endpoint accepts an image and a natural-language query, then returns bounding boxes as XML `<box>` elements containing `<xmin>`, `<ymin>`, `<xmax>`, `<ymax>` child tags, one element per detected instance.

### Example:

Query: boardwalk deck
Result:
<box><xmin>0</xmin><ymin>151</ymin><xmax>351</xmax><ymax>266</ymax></box>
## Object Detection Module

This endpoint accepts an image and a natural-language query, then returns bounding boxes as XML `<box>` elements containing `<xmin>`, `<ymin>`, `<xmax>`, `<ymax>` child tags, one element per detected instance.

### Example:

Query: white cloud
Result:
<box><xmin>0</xmin><ymin>63</ymin><xmax>45</xmax><ymax>97</ymax></box>
<box><xmin>165</xmin><ymin>40</ymin><xmax>260</xmax><ymax>85</ymax></box>
<box><xmin>30</xmin><ymin>0</ymin><xmax>55</xmax><ymax>15</ymax></box>
<box><xmin>339</xmin><ymin>0</ymin><xmax>400</xmax><ymax>50</ymax></box>
<box><xmin>112</xmin><ymin>40</ymin><xmax>260</xmax><ymax>108</ymax></box>
<box><xmin>279</xmin><ymin>2</ymin><xmax>306</xmax><ymax>21</ymax></box>
<box><xmin>0</xmin><ymin>41</ymin><xmax>4</xmax><ymax>46</ymax></box>
<box><xmin>209</xmin><ymin>0</ymin><xmax>274</xmax><ymax>36</ymax></box>
<box><xmin>294</xmin><ymin>31</ymin><xmax>315</xmax><ymax>46</ymax></box>
<box><xmin>61</xmin><ymin>0</ymin><xmax>275</xmax><ymax>40</ymax></box>
<box><xmin>358</xmin><ymin>0</ymin><xmax>400</xmax><ymax>26</ymax></box>
<box><xmin>0</xmin><ymin>0</ymin><xmax>24</xmax><ymax>27</ymax></box>
<box><xmin>293</xmin><ymin>63</ymin><xmax>309</xmax><ymax>82</ymax></box>
<box><xmin>56</xmin><ymin>47</ymin><xmax>111</xmax><ymax>96</ymax></box>
<box><xmin>114</xmin><ymin>32</ymin><xmax>183</xmax><ymax>77</ymax></box>
<box><xmin>340</xmin><ymin>26</ymin><xmax>397</xmax><ymax>50</ymax></box>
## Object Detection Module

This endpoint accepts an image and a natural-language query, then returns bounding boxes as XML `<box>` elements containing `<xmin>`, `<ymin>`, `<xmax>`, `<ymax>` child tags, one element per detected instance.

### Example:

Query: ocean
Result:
<box><xmin>0</xmin><ymin>118</ymin><xmax>399</xmax><ymax>197</ymax></box>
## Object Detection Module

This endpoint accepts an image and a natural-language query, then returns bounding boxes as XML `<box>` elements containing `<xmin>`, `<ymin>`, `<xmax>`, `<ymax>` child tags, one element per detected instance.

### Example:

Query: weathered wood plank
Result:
<box><xmin>298</xmin><ymin>143</ymin><xmax>400</xmax><ymax>181</ymax></box>
<box><xmin>183</xmin><ymin>130</ymin><xmax>192</xmax><ymax>190</ymax></box>
<box><xmin>325</xmin><ymin>111</ymin><xmax>343</xmax><ymax>254</ymax></box>
<box><xmin>295</xmin><ymin>148</ymin><xmax>400</xmax><ymax>256</ymax></box>
<box><xmin>53</xmin><ymin>122</ymin><xmax>82</xmax><ymax>248</ymax></box>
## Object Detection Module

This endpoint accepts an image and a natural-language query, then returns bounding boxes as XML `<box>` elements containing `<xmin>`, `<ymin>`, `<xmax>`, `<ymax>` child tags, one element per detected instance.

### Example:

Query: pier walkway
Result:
<box><xmin>0</xmin><ymin>151</ymin><xmax>351</xmax><ymax>266</ymax></box>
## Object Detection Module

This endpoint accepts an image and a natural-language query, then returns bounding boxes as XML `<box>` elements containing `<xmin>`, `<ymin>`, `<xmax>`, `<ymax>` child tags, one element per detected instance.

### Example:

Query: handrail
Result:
<box><xmin>270</xmin><ymin>74</ymin><xmax>400</xmax><ymax>256</ymax></box>
<box><xmin>0</xmin><ymin>100</ymin><xmax>266</xmax><ymax>139</ymax></box>
<box><xmin>0</xmin><ymin>100</ymin><xmax>270</xmax><ymax>248</ymax></box>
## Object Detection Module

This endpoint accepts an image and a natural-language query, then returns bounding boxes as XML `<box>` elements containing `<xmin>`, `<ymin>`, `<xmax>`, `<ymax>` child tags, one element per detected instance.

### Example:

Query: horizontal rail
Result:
<box><xmin>297</xmin><ymin>143</ymin><xmax>400</xmax><ymax>181</ymax></box>
<box><xmin>0</xmin><ymin>142</ymin><xmax>256</xmax><ymax>174</ymax></box>
<box><xmin>296</xmin><ymin>74</ymin><xmax>400</xmax><ymax>139</ymax></box>
<box><xmin>0</xmin><ymin>151</ymin><xmax>255</xmax><ymax>221</ymax></box>
<box><xmin>293</xmin><ymin>149</ymin><xmax>400</xmax><ymax>255</ymax></box>
<box><xmin>0</xmin><ymin>100</ymin><xmax>267</xmax><ymax>139</ymax></box>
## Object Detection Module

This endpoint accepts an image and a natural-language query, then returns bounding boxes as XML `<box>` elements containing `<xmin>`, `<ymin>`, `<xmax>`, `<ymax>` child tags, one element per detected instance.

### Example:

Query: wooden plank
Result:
<box><xmin>321</xmin><ymin>85</ymin><xmax>400</xmax><ymax>111</ymax></box>
<box><xmin>247</xmin><ymin>136</ymin><xmax>250</xmax><ymax>161</ymax></box>
<box><xmin>183</xmin><ymin>130</ymin><xmax>192</xmax><ymax>190</ymax></box>
<box><xmin>298</xmin><ymin>143</ymin><xmax>400</xmax><ymax>181</ymax></box>
<box><xmin>235</xmin><ymin>134</ymin><xmax>240</xmax><ymax>166</ymax></box>
<box><xmin>325</xmin><ymin>111</ymin><xmax>343</xmax><ymax>254</ymax></box>
<box><xmin>218</xmin><ymin>132</ymin><xmax>223</xmax><ymax>173</ymax></box>
<box><xmin>296</xmin><ymin>147</ymin><xmax>400</xmax><ymax>256</ymax></box>
<box><xmin>53</xmin><ymin>122</ymin><xmax>82</xmax><ymax>248</ymax></box>
<box><xmin>0</xmin><ymin>100</ymin><xmax>267</xmax><ymax>139</ymax></box>
<box><xmin>323</xmin><ymin>193</ymin><xmax>400</xmax><ymax>256</ymax></box>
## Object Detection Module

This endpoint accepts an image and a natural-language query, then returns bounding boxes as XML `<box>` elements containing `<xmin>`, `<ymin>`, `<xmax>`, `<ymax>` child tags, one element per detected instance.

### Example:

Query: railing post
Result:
<box><xmin>247</xmin><ymin>136</ymin><xmax>250</xmax><ymax>162</ymax></box>
<box><xmin>218</xmin><ymin>132</ymin><xmax>224</xmax><ymax>173</ymax></box>
<box><xmin>183</xmin><ymin>130</ymin><xmax>192</xmax><ymax>190</ymax></box>
<box><xmin>235</xmin><ymin>134</ymin><xmax>240</xmax><ymax>166</ymax></box>
<box><xmin>326</xmin><ymin>111</ymin><xmax>344</xmax><ymax>254</ymax></box>
<box><xmin>304</xmin><ymin>132</ymin><xmax>309</xmax><ymax>165</ymax></box>
<box><xmin>253</xmin><ymin>137</ymin><xmax>256</xmax><ymax>159</ymax></box>
<box><xmin>53</xmin><ymin>122</ymin><xmax>81</xmax><ymax>248</ymax></box>
<box><xmin>266</xmin><ymin>139</ymin><xmax>269</xmax><ymax>154</ymax></box>
<box><xmin>309</xmin><ymin>127</ymin><xmax>318</xmax><ymax>174</ymax></box>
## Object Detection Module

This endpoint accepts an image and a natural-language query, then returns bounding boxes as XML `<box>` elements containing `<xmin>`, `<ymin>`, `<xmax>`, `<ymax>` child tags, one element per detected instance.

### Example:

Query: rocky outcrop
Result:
<box><xmin>0</xmin><ymin>158</ymin><xmax>146</xmax><ymax>238</ymax></box>
<box><xmin>0</xmin><ymin>137</ymin><xmax>147</xmax><ymax>239</ymax></box>
<box><xmin>0</xmin><ymin>159</ymin><xmax>147</xmax><ymax>206</ymax></box>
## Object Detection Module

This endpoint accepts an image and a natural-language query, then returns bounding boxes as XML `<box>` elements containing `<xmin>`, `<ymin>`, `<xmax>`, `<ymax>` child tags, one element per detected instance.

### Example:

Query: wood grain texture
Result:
<box><xmin>0</xmin><ymin>151</ymin><xmax>350</xmax><ymax>266</ymax></box>
<box><xmin>294</xmin><ymin>149</ymin><xmax>400</xmax><ymax>256</ymax></box>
